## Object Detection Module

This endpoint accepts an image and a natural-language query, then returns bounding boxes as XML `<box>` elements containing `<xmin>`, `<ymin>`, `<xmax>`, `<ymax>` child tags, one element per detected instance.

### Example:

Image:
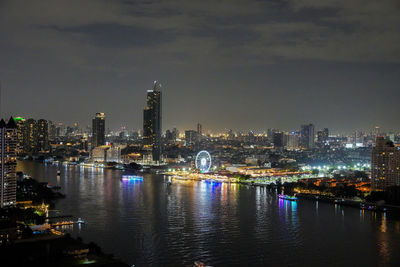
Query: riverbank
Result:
<box><xmin>170</xmin><ymin>174</ymin><xmax>400</xmax><ymax>213</ymax></box>
<box><xmin>1</xmin><ymin>172</ymin><xmax>130</xmax><ymax>266</ymax></box>
<box><xmin>0</xmin><ymin>233</ymin><xmax>129</xmax><ymax>267</ymax></box>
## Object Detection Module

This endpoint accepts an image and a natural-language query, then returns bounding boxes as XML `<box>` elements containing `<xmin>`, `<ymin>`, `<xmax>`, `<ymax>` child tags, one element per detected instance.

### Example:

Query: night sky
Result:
<box><xmin>1</xmin><ymin>0</ymin><xmax>399</xmax><ymax>133</ymax></box>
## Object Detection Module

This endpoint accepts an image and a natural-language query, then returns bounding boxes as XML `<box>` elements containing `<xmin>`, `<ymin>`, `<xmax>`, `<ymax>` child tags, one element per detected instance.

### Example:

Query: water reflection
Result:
<box><xmin>16</xmin><ymin>161</ymin><xmax>400</xmax><ymax>266</ymax></box>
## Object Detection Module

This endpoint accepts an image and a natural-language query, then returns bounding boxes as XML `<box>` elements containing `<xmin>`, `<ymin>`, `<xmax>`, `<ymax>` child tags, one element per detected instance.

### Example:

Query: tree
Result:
<box><xmin>312</xmin><ymin>169</ymin><xmax>319</xmax><ymax>177</ymax></box>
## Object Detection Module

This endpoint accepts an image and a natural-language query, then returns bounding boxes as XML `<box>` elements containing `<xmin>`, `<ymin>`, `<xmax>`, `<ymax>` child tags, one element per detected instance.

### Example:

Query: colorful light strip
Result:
<box><xmin>122</xmin><ymin>175</ymin><xmax>143</xmax><ymax>181</ymax></box>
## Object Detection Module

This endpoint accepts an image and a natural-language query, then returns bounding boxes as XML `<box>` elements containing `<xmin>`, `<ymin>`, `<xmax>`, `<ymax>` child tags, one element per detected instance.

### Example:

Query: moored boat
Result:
<box><xmin>278</xmin><ymin>194</ymin><xmax>297</xmax><ymax>201</ymax></box>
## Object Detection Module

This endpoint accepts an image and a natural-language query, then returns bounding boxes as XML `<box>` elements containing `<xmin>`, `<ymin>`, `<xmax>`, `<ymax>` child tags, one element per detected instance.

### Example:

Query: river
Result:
<box><xmin>17</xmin><ymin>161</ymin><xmax>400</xmax><ymax>266</ymax></box>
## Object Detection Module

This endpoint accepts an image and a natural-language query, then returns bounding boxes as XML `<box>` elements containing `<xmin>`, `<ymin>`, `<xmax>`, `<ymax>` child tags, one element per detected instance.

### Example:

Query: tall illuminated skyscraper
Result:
<box><xmin>14</xmin><ymin>117</ymin><xmax>25</xmax><ymax>154</ymax></box>
<box><xmin>0</xmin><ymin>117</ymin><xmax>17</xmax><ymax>207</ymax></box>
<box><xmin>143</xmin><ymin>81</ymin><xmax>162</xmax><ymax>162</ymax></box>
<box><xmin>92</xmin><ymin>113</ymin><xmax>105</xmax><ymax>148</ymax></box>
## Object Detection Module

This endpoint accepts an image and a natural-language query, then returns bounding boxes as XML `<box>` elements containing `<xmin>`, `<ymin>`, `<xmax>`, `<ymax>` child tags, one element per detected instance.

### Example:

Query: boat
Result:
<box><xmin>77</xmin><ymin>218</ymin><xmax>85</xmax><ymax>224</ymax></box>
<box><xmin>194</xmin><ymin>261</ymin><xmax>212</xmax><ymax>267</ymax></box>
<box><xmin>278</xmin><ymin>194</ymin><xmax>297</xmax><ymax>201</ymax></box>
<box><xmin>121</xmin><ymin>175</ymin><xmax>144</xmax><ymax>181</ymax></box>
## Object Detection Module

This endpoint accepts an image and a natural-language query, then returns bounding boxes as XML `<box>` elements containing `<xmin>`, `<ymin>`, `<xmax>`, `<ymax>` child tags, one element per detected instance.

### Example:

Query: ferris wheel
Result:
<box><xmin>195</xmin><ymin>150</ymin><xmax>212</xmax><ymax>173</ymax></box>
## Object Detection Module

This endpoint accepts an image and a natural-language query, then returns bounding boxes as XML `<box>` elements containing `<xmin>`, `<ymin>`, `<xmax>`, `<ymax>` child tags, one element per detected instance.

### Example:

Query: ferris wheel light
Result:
<box><xmin>195</xmin><ymin>150</ymin><xmax>212</xmax><ymax>173</ymax></box>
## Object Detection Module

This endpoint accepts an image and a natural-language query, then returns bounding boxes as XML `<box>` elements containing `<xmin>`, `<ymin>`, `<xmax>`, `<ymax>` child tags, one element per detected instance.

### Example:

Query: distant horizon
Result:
<box><xmin>1</xmin><ymin>113</ymin><xmax>396</xmax><ymax>136</ymax></box>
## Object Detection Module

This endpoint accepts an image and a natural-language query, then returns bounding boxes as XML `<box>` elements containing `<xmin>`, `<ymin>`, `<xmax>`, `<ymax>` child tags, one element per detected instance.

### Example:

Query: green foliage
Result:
<box><xmin>233</xmin><ymin>174</ymin><xmax>251</xmax><ymax>181</ymax></box>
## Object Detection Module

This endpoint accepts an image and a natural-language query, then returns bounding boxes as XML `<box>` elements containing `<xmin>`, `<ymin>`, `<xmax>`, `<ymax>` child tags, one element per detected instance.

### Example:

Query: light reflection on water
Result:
<box><xmin>17</xmin><ymin>161</ymin><xmax>400</xmax><ymax>266</ymax></box>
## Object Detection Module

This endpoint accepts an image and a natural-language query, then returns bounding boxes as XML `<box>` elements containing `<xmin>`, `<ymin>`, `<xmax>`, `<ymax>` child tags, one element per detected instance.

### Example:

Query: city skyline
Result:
<box><xmin>1</xmin><ymin>0</ymin><xmax>399</xmax><ymax>133</ymax></box>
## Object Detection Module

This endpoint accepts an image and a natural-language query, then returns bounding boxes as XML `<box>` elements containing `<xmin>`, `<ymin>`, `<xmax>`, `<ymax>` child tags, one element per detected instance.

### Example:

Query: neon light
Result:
<box><xmin>122</xmin><ymin>175</ymin><xmax>143</xmax><ymax>181</ymax></box>
<box><xmin>278</xmin><ymin>194</ymin><xmax>298</xmax><ymax>201</ymax></box>
<box><xmin>14</xmin><ymin>117</ymin><xmax>25</xmax><ymax>121</ymax></box>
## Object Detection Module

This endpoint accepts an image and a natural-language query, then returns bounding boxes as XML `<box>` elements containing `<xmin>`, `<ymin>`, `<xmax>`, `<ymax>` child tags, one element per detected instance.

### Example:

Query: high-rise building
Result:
<box><xmin>24</xmin><ymin>118</ymin><xmax>37</xmax><ymax>153</ymax></box>
<box><xmin>143</xmin><ymin>82</ymin><xmax>162</xmax><ymax>162</ymax></box>
<box><xmin>0</xmin><ymin>117</ymin><xmax>17</xmax><ymax>207</ymax></box>
<box><xmin>14</xmin><ymin>117</ymin><xmax>25</xmax><ymax>154</ymax></box>
<box><xmin>300</xmin><ymin>124</ymin><xmax>315</xmax><ymax>149</ymax></box>
<box><xmin>185</xmin><ymin>130</ymin><xmax>198</xmax><ymax>146</ymax></box>
<box><xmin>197</xmin><ymin>123</ymin><xmax>202</xmax><ymax>136</ymax></box>
<box><xmin>286</xmin><ymin>131</ymin><xmax>299</xmax><ymax>150</ymax></box>
<box><xmin>56</xmin><ymin>122</ymin><xmax>64</xmax><ymax>137</ymax></box>
<box><xmin>92</xmin><ymin>113</ymin><xmax>105</xmax><ymax>148</ymax></box>
<box><xmin>172</xmin><ymin>128</ymin><xmax>179</xmax><ymax>141</ymax></box>
<box><xmin>267</xmin><ymin>128</ymin><xmax>278</xmax><ymax>142</ymax></box>
<box><xmin>48</xmin><ymin>121</ymin><xmax>56</xmax><ymax>142</ymax></box>
<box><xmin>273</xmin><ymin>132</ymin><xmax>284</xmax><ymax>148</ymax></box>
<box><xmin>323</xmin><ymin>128</ymin><xmax>329</xmax><ymax>140</ymax></box>
<box><xmin>371</xmin><ymin>137</ymin><xmax>400</xmax><ymax>190</ymax></box>
<box><xmin>37</xmin><ymin>119</ymin><xmax>49</xmax><ymax>151</ymax></box>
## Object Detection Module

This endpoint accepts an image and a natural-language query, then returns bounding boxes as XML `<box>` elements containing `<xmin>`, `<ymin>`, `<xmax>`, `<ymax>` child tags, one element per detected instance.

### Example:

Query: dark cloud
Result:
<box><xmin>0</xmin><ymin>0</ymin><xmax>399</xmax><ymax>133</ymax></box>
<box><xmin>41</xmin><ymin>23</ymin><xmax>177</xmax><ymax>48</ymax></box>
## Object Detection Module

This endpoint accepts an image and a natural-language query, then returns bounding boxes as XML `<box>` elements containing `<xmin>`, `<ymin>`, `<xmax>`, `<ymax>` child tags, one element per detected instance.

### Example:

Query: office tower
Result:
<box><xmin>92</xmin><ymin>112</ymin><xmax>105</xmax><ymax>148</ymax></box>
<box><xmin>267</xmin><ymin>128</ymin><xmax>278</xmax><ymax>142</ymax></box>
<box><xmin>14</xmin><ymin>117</ymin><xmax>25</xmax><ymax>154</ymax></box>
<box><xmin>24</xmin><ymin>118</ymin><xmax>37</xmax><ymax>153</ymax></box>
<box><xmin>273</xmin><ymin>132</ymin><xmax>284</xmax><ymax>148</ymax></box>
<box><xmin>317</xmin><ymin>128</ymin><xmax>329</xmax><ymax>144</ymax></box>
<box><xmin>323</xmin><ymin>128</ymin><xmax>329</xmax><ymax>140</ymax></box>
<box><xmin>371</xmin><ymin>137</ymin><xmax>400</xmax><ymax>190</ymax></box>
<box><xmin>56</xmin><ymin>122</ymin><xmax>64</xmax><ymax>137</ymax></box>
<box><xmin>48</xmin><ymin>121</ymin><xmax>56</xmax><ymax>142</ymax></box>
<box><xmin>197</xmin><ymin>123</ymin><xmax>202</xmax><ymax>136</ymax></box>
<box><xmin>317</xmin><ymin>131</ymin><xmax>324</xmax><ymax>143</ymax></box>
<box><xmin>143</xmin><ymin>82</ymin><xmax>162</xmax><ymax>162</ymax></box>
<box><xmin>286</xmin><ymin>131</ymin><xmax>299</xmax><ymax>150</ymax></box>
<box><xmin>172</xmin><ymin>128</ymin><xmax>179</xmax><ymax>141</ymax></box>
<box><xmin>185</xmin><ymin>130</ymin><xmax>198</xmax><ymax>146</ymax></box>
<box><xmin>228</xmin><ymin>129</ymin><xmax>235</xmax><ymax>140</ymax></box>
<box><xmin>165</xmin><ymin>130</ymin><xmax>173</xmax><ymax>142</ymax></box>
<box><xmin>0</xmin><ymin>117</ymin><xmax>17</xmax><ymax>207</ymax></box>
<box><xmin>373</xmin><ymin>126</ymin><xmax>381</xmax><ymax>137</ymax></box>
<box><xmin>300</xmin><ymin>124</ymin><xmax>315</xmax><ymax>149</ymax></box>
<box><xmin>37</xmin><ymin>119</ymin><xmax>49</xmax><ymax>151</ymax></box>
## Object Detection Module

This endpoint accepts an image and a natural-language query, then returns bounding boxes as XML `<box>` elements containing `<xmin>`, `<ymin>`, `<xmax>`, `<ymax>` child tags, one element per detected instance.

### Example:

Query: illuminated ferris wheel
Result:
<box><xmin>195</xmin><ymin>150</ymin><xmax>212</xmax><ymax>173</ymax></box>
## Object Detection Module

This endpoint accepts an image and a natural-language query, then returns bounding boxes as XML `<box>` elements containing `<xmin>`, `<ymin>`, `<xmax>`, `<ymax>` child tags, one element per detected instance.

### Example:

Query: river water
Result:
<box><xmin>17</xmin><ymin>161</ymin><xmax>400</xmax><ymax>266</ymax></box>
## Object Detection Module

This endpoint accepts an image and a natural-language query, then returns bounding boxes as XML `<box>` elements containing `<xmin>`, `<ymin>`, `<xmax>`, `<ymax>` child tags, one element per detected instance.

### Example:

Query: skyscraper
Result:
<box><xmin>273</xmin><ymin>132</ymin><xmax>284</xmax><ymax>148</ymax></box>
<box><xmin>0</xmin><ymin>117</ymin><xmax>17</xmax><ymax>207</ymax></box>
<box><xmin>143</xmin><ymin>81</ymin><xmax>162</xmax><ymax>162</ymax></box>
<box><xmin>185</xmin><ymin>130</ymin><xmax>198</xmax><ymax>146</ymax></box>
<box><xmin>48</xmin><ymin>120</ymin><xmax>56</xmax><ymax>142</ymax></box>
<box><xmin>37</xmin><ymin>119</ymin><xmax>49</xmax><ymax>151</ymax></box>
<box><xmin>24</xmin><ymin>118</ymin><xmax>37</xmax><ymax>153</ymax></box>
<box><xmin>286</xmin><ymin>131</ymin><xmax>299</xmax><ymax>150</ymax></box>
<box><xmin>300</xmin><ymin>124</ymin><xmax>315</xmax><ymax>149</ymax></box>
<box><xmin>92</xmin><ymin>113</ymin><xmax>105</xmax><ymax>148</ymax></box>
<box><xmin>197</xmin><ymin>123</ymin><xmax>202</xmax><ymax>136</ymax></box>
<box><xmin>14</xmin><ymin>117</ymin><xmax>25</xmax><ymax>154</ymax></box>
<box><xmin>371</xmin><ymin>137</ymin><xmax>400</xmax><ymax>190</ymax></box>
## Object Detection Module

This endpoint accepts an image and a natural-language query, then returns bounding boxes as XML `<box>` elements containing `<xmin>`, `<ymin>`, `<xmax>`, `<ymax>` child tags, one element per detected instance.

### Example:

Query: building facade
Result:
<box><xmin>143</xmin><ymin>82</ymin><xmax>162</xmax><ymax>162</ymax></box>
<box><xmin>24</xmin><ymin>118</ymin><xmax>37</xmax><ymax>153</ymax></box>
<box><xmin>197</xmin><ymin>123</ymin><xmax>202</xmax><ymax>136</ymax></box>
<box><xmin>300</xmin><ymin>124</ymin><xmax>315</xmax><ymax>149</ymax></box>
<box><xmin>185</xmin><ymin>130</ymin><xmax>198</xmax><ymax>146</ymax></box>
<box><xmin>14</xmin><ymin>117</ymin><xmax>25</xmax><ymax>154</ymax></box>
<box><xmin>37</xmin><ymin>119</ymin><xmax>49</xmax><ymax>151</ymax></box>
<box><xmin>371</xmin><ymin>137</ymin><xmax>400</xmax><ymax>190</ymax></box>
<box><xmin>0</xmin><ymin>117</ymin><xmax>17</xmax><ymax>207</ymax></box>
<box><xmin>92</xmin><ymin>113</ymin><xmax>105</xmax><ymax>148</ymax></box>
